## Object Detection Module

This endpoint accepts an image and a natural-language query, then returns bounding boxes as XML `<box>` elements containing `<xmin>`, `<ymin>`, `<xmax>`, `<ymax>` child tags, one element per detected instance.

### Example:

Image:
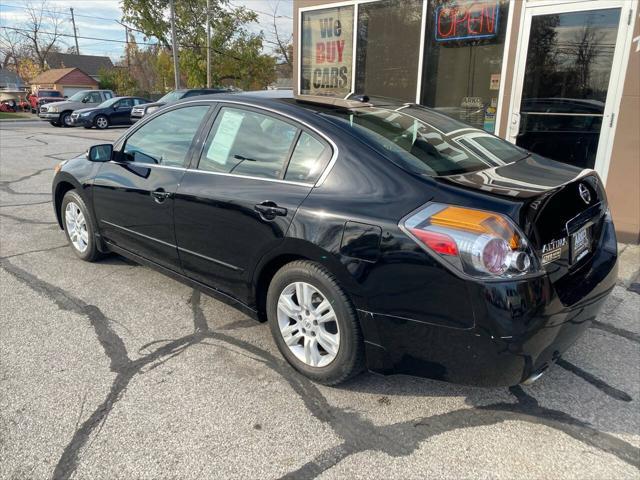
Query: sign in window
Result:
<box><xmin>300</xmin><ymin>6</ymin><xmax>354</xmax><ymax>97</ymax></box>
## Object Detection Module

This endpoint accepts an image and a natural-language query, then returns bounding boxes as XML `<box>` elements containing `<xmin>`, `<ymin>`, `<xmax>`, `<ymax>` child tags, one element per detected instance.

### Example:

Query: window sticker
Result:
<box><xmin>207</xmin><ymin>109</ymin><xmax>244</xmax><ymax>165</ymax></box>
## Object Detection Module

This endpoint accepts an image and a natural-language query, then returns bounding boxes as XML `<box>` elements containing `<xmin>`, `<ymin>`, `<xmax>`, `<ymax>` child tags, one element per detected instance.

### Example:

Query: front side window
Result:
<box><xmin>197</xmin><ymin>107</ymin><xmax>298</xmax><ymax>180</ymax></box>
<box><xmin>87</xmin><ymin>92</ymin><xmax>102</xmax><ymax>103</ymax></box>
<box><xmin>123</xmin><ymin>106</ymin><xmax>209</xmax><ymax>166</ymax></box>
<box><xmin>300</xmin><ymin>5</ymin><xmax>354</xmax><ymax>97</ymax></box>
<box><xmin>116</xmin><ymin>98</ymin><xmax>134</xmax><ymax>108</ymax></box>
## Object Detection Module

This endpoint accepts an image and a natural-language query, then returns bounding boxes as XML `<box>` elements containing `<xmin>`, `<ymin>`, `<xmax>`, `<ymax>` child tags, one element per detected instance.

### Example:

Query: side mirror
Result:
<box><xmin>82</xmin><ymin>97</ymin><xmax>89</xmax><ymax>103</ymax></box>
<box><xmin>87</xmin><ymin>144</ymin><xmax>113</xmax><ymax>162</ymax></box>
<box><xmin>64</xmin><ymin>95</ymin><xmax>68</xmax><ymax>99</ymax></box>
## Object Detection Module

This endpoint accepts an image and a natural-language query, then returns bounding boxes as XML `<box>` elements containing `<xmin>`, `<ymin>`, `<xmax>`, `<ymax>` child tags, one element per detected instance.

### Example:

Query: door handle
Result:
<box><xmin>151</xmin><ymin>189</ymin><xmax>172</xmax><ymax>203</ymax></box>
<box><xmin>255</xmin><ymin>201</ymin><xmax>287</xmax><ymax>220</ymax></box>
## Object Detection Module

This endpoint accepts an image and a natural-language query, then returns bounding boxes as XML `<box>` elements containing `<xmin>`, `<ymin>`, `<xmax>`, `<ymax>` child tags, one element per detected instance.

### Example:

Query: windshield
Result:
<box><xmin>67</xmin><ymin>91</ymin><xmax>91</xmax><ymax>101</ymax></box>
<box><xmin>157</xmin><ymin>91</ymin><xmax>185</xmax><ymax>103</ymax></box>
<box><xmin>40</xmin><ymin>90</ymin><xmax>62</xmax><ymax>97</ymax></box>
<box><xmin>97</xmin><ymin>97</ymin><xmax>119</xmax><ymax>108</ymax></box>
<box><xmin>317</xmin><ymin>106</ymin><xmax>527</xmax><ymax>177</ymax></box>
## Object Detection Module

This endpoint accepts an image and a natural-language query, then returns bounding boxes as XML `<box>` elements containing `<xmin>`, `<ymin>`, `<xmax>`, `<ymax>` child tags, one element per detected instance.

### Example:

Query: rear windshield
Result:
<box><xmin>40</xmin><ymin>90</ymin><xmax>62</xmax><ymax>97</ymax></box>
<box><xmin>309</xmin><ymin>105</ymin><xmax>527</xmax><ymax>177</ymax></box>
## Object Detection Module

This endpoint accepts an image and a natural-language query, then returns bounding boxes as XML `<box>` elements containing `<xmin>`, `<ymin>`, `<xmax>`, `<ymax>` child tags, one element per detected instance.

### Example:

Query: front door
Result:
<box><xmin>92</xmin><ymin>104</ymin><xmax>211</xmax><ymax>271</ymax></box>
<box><xmin>174</xmin><ymin>104</ymin><xmax>333</xmax><ymax>305</ymax></box>
<box><xmin>508</xmin><ymin>2</ymin><xmax>630</xmax><ymax>176</ymax></box>
<box><xmin>111</xmin><ymin>98</ymin><xmax>134</xmax><ymax>125</ymax></box>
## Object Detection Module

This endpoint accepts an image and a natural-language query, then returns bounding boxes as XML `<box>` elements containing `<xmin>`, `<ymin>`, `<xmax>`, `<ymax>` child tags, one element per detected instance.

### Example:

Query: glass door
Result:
<box><xmin>508</xmin><ymin>2</ymin><xmax>628</xmax><ymax>173</ymax></box>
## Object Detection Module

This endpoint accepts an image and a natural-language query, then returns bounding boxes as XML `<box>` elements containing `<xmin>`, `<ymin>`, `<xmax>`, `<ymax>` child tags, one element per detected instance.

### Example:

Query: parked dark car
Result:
<box><xmin>130</xmin><ymin>88</ymin><xmax>230</xmax><ymax>122</ymax></box>
<box><xmin>51</xmin><ymin>91</ymin><xmax>618</xmax><ymax>387</ymax></box>
<box><xmin>70</xmin><ymin>96</ymin><xmax>151</xmax><ymax>129</ymax></box>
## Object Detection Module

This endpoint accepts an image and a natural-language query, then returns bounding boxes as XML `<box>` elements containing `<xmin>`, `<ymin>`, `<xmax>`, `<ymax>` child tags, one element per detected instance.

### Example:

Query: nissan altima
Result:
<box><xmin>51</xmin><ymin>91</ymin><xmax>618</xmax><ymax>386</ymax></box>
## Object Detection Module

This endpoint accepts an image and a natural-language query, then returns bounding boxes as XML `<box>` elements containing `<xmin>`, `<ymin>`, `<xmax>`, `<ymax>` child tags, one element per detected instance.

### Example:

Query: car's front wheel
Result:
<box><xmin>60</xmin><ymin>111</ymin><xmax>73</xmax><ymax>127</ymax></box>
<box><xmin>267</xmin><ymin>260</ymin><xmax>365</xmax><ymax>385</ymax></box>
<box><xmin>94</xmin><ymin>115</ymin><xmax>109</xmax><ymax>130</ymax></box>
<box><xmin>61</xmin><ymin>190</ymin><xmax>102</xmax><ymax>262</ymax></box>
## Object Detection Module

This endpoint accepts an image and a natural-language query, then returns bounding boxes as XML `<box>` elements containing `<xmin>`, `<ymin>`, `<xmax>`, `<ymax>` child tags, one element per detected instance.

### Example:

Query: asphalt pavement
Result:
<box><xmin>1</xmin><ymin>120</ymin><xmax>639</xmax><ymax>480</ymax></box>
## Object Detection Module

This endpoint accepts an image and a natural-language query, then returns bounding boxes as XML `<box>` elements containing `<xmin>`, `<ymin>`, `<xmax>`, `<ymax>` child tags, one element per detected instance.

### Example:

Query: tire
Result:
<box><xmin>94</xmin><ymin>115</ymin><xmax>109</xmax><ymax>130</ymax></box>
<box><xmin>61</xmin><ymin>190</ymin><xmax>102</xmax><ymax>262</ymax></box>
<box><xmin>60</xmin><ymin>111</ymin><xmax>73</xmax><ymax>127</ymax></box>
<box><xmin>50</xmin><ymin>121</ymin><xmax>60</xmax><ymax>127</ymax></box>
<box><xmin>267</xmin><ymin>260</ymin><xmax>365</xmax><ymax>385</ymax></box>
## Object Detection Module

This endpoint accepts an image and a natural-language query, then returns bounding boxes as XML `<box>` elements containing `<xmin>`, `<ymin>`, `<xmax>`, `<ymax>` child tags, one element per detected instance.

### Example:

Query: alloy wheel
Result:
<box><xmin>96</xmin><ymin>117</ymin><xmax>108</xmax><ymax>129</ymax></box>
<box><xmin>277</xmin><ymin>281</ymin><xmax>340</xmax><ymax>367</ymax></box>
<box><xmin>64</xmin><ymin>201</ymin><xmax>89</xmax><ymax>253</ymax></box>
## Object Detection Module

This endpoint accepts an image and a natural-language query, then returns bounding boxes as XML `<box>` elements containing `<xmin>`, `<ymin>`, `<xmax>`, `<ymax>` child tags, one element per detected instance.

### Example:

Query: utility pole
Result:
<box><xmin>206</xmin><ymin>0</ymin><xmax>211</xmax><ymax>88</ymax></box>
<box><xmin>69</xmin><ymin>8</ymin><xmax>80</xmax><ymax>55</ymax></box>
<box><xmin>169</xmin><ymin>0</ymin><xmax>180</xmax><ymax>89</ymax></box>
<box><xmin>125</xmin><ymin>26</ymin><xmax>130</xmax><ymax>69</ymax></box>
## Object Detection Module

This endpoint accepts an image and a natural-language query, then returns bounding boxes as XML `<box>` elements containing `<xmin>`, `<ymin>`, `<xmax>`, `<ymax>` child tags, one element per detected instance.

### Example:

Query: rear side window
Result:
<box><xmin>197</xmin><ymin>107</ymin><xmax>298</xmax><ymax>180</ymax></box>
<box><xmin>123</xmin><ymin>106</ymin><xmax>209</xmax><ymax>166</ymax></box>
<box><xmin>104</xmin><ymin>91</ymin><xmax>113</xmax><ymax>99</ymax></box>
<box><xmin>285</xmin><ymin>132</ymin><xmax>331</xmax><ymax>183</ymax></box>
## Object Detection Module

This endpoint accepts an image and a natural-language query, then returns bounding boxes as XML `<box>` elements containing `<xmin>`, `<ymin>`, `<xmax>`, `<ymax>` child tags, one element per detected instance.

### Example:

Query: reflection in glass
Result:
<box><xmin>517</xmin><ymin>8</ymin><xmax>620</xmax><ymax>169</ymax></box>
<box><xmin>355</xmin><ymin>0</ymin><xmax>423</xmax><ymax>102</ymax></box>
<box><xmin>421</xmin><ymin>0</ymin><xmax>510</xmax><ymax>133</ymax></box>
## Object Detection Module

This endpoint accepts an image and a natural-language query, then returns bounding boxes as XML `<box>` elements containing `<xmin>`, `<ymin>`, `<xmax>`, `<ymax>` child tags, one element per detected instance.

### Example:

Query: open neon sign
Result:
<box><xmin>435</xmin><ymin>1</ymin><xmax>500</xmax><ymax>42</ymax></box>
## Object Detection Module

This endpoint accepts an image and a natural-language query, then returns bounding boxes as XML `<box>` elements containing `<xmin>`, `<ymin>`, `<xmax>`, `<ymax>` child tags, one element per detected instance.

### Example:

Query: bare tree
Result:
<box><xmin>264</xmin><ymin>0</ymin><xmax>292</xmax><ymax>73</ymax></box>
<box><xmin>0</xmin><ymin>28</ymin><xmax>27</xmax><ymax>70</ymax></box>
<box><xmin>19</xmin><ymin>1</ymin><xmax>66</xmax><ymax>69</ymax></box>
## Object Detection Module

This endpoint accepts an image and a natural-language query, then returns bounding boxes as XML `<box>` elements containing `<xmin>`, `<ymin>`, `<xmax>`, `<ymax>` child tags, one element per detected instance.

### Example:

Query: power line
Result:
<box><xmin>0</xmin><ymin>25</ymin><xmax>159</xmax><ymax>46</ymax></box>
<box><xmin>0</xmin><ymin>3</ymin><xmax>120</xmax><ymax>22</ymax></box>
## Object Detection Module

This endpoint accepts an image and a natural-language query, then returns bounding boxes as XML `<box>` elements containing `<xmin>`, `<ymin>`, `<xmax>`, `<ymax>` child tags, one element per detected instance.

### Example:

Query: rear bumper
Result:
<box><xmin>360</xmin><ymin>220</ymin><xmax>618</xmax><ymax>387</ymax></box>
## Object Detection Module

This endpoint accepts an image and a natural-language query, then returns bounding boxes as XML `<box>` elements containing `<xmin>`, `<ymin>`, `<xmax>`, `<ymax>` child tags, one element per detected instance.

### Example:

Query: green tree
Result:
<box><xmin>98</xmin><ymin>67</ymin><xmax>139</xmax><ymax>96</ymax></box>
<box><xmin>121</xmin><ymin>0</ymin><xmax>276</xmax><ymax>89</ymax></box>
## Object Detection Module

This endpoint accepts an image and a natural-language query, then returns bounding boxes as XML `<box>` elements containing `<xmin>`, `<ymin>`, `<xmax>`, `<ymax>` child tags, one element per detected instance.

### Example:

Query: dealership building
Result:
<box><xmin>293</xmin><ymin>0</ymin><xmax>640</xmax><ymax>242</ymax></box>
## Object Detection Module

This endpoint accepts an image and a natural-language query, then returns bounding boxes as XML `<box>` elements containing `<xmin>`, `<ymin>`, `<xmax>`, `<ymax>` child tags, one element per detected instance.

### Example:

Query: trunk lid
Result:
<box><xmin>440</xmin><ymin>154</ymin><xmax>607</xmax><ymax>274</ymax></box>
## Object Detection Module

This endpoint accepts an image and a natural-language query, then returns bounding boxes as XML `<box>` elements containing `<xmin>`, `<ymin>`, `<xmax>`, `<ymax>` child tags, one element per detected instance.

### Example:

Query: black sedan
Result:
<box><xmin>70</xmin><ymin>96</ymin><xmax>150</xmax><ymax>129</ymax></box>
<box><xmin>130</xmin><ymin>88</ymin><xmax>230</xmax><ymax>122</ymax></box>
<box><xmin>51</xmin><ymin>91</ymin><xmax>618</xmax><ymax>386</ymax></box>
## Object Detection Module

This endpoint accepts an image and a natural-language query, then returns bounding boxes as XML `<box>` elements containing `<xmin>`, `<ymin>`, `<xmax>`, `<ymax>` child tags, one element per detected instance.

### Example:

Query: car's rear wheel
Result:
<box><xmin>267</xmin><ymin>260</ymin><xmax>365</xmax><ymax>385</ymax></box>
<box><xmin>94</xmin><ymin>115</ymin><xmax>109</xmax><ymax>130</ymax></box>
<box><xmin>61</xmin><ymin>190</ymin><xmax>101</xmax><ymax>262</ymax></box>
<box><xmin>60</xmin><ymin>111</ymin><xmax>72</xmax><ymax>127</ymax></box>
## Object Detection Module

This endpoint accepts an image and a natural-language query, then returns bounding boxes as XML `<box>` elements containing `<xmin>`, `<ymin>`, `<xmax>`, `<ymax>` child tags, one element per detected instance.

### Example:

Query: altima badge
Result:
<box><xmin>578</xmin><ymin>183</ymin><xmax>591</xmax><ymax>204</ymax></box>
<box><xmin>541</xmin><ymin>237</ymin><xmax>567</xmax><ymax>265</ymax></box>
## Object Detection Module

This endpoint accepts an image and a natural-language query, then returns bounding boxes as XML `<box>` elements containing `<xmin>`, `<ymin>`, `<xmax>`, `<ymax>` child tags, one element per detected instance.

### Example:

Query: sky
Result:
<box><xmin>0</xmin><ymin>0</ymin><xmax>293</xmax><ymax>61</ymax></box>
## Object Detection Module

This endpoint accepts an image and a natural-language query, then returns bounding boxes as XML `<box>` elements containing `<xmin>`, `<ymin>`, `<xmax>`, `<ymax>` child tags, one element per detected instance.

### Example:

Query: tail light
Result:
<box><xmin>401</xmin><ymin>203</ymin><xmax>539</xmax><ymax>279</ymax></box>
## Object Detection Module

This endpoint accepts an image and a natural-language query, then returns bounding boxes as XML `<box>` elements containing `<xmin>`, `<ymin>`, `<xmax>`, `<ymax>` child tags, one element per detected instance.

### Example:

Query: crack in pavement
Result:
<box><xmin>0</xmin><ymin>211</ymin><xmax>56</xmax><ymax>225</ymax></box>
<box><xmin>0</xmin><ymin>244</ymin><xmax>67</xmax><ymax>260</ymax></box>
<box><xmin>1</xmin><ymin>260</ymin><xmax>638</xmax><ymax>479</ymax></box>
<box><xmin>0</xmin><ymin>167</ymin><xmax>51</xmax><ymax>197</ymax></box>
<box><xmin>0</xmin><ymin>200</ymin><xmax>52</xmax><ymax>208</ymax></box>
<box><xmin>591</xmin><ymin>320</ymin><xmax>640</xmax><ymax>344</ymax></box>
<box><xmin>556</xmin><ymin>358</ymin><xmax>632</xmax><ymax>402</ymax></box>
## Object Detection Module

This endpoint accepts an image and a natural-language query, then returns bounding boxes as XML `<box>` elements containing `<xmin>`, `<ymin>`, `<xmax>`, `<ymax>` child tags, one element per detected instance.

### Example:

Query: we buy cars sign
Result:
<box><xmin>303</xmin><ymin>6</ymin><xmax>353</xmax><ymax>97</ymax></box>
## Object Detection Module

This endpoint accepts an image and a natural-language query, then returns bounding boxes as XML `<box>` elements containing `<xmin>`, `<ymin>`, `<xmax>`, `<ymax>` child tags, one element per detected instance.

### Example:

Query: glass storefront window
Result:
<box><xmin>354</xmin><ymin>0</ymin><xmax>423</xmax><ymax>102</ymax></box>
<box><xmin>300</xmin><ymin>6</ymin><xmax>354</xmax><ymax>97</ymax></box>
<box><xmin>420</xmin><ymin>0</ymin><xmax>510</xmax><ymax>133</ymax></box>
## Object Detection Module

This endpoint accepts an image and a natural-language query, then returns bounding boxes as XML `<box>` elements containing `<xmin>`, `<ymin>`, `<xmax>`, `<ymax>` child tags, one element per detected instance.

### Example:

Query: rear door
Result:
<box><xmin>92</xmin><ymin>104</ymin><xmax>211</xmax><ymax>271</ymax></box>
<box><xmin>173</xmin><ymin>104</ymin><xmax>333</xmax><ymax>303</ymax></box>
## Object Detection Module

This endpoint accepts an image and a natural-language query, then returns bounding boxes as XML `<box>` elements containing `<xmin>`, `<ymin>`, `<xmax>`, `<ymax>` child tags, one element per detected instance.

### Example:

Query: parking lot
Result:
<box><xmin>1</xmin><ymin>120</ymin><xmax>639</xmax><ymax>479</ymax></box>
